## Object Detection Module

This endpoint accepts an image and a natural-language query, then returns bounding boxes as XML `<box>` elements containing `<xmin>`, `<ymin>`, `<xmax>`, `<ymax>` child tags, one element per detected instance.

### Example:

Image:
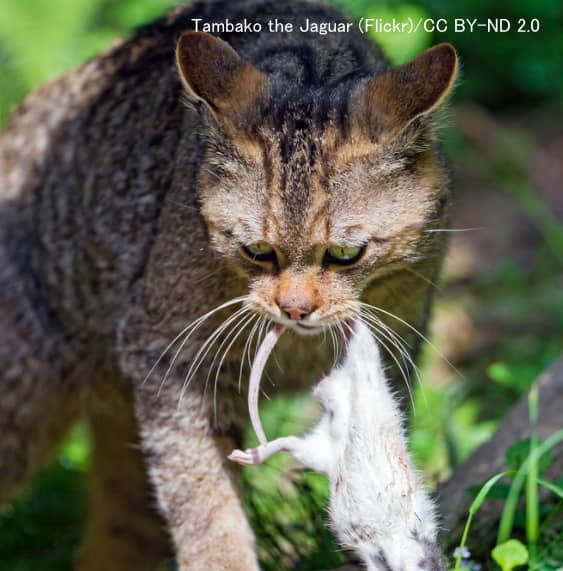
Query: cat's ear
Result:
<box><xmin>356</xmin><ymin>43</ymin><xmax>457</xmax><ymax>141</ymax></box>
<box><xmin>176</xmin><ymin>31</ymin><xmax>268</xmax><ymax>123</ymax></box>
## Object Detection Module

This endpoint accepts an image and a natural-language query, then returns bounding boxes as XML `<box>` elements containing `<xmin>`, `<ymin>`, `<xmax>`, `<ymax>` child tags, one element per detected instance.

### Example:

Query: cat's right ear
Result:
<box><xmin>176</xmin><ymin>32</ymin><xmax>268</xmax><ymax>125</ymax></box>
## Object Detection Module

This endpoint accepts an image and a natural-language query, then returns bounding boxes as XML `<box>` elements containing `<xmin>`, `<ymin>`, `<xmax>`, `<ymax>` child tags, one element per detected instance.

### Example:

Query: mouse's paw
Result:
<box><xmin>228</xmin><ymin>448</ymin><xmax>261</xmax><ymax>466</ymax></box>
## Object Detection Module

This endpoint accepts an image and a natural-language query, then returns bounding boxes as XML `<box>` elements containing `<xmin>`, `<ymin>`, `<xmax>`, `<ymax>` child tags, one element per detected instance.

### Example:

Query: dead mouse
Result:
<box><xmin>229</xmin><ymin>321</ymin><xmax>446</xmax><ymax>571</ymax></box>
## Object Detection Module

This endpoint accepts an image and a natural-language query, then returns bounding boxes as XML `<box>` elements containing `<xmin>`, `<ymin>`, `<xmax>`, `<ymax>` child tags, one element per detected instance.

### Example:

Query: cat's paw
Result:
<box><xmin>228</xmin><ymin>448</ymin><xmax>260</xmax><ymax>466</ymax></box>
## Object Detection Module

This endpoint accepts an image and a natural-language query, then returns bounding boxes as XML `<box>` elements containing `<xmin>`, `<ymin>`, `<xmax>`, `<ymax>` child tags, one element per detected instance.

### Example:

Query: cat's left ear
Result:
<box><xmin>176</xmin><ymin>31</ymin><xmax>268</xmax><ymax>125</ymax></box>
<box><xmin>356</xmin><ymin>43</ymin><xmax>457</xmax><ymax>141</ymax></box>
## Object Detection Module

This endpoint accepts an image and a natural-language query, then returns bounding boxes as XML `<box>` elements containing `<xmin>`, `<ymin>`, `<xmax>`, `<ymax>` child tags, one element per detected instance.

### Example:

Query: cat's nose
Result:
<box><xmin>281</xmin><ymin>306</ymin><xmax>311</xmax><ymax>321</ymax></box>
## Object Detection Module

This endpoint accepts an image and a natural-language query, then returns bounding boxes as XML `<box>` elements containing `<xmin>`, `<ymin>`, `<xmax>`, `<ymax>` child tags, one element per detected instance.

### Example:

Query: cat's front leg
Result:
<box><xmin>133</xmin><ymin>384</ymin><xmax>259</xmax><ymax>571</ymax></box>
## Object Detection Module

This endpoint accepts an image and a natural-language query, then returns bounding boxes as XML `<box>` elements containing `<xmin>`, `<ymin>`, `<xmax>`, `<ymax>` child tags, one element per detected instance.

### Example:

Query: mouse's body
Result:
<box><xmin>229</xmin><ymin>322</ymin><xmax>446</xmax><ymax>571</ymax></box>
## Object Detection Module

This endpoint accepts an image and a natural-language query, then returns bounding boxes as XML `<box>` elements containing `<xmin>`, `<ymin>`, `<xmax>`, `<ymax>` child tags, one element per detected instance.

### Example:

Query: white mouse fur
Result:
<box><xmin>229</xmin><ymin>321</ymin><xmax>445</xmax><ymax>571</ymax></box>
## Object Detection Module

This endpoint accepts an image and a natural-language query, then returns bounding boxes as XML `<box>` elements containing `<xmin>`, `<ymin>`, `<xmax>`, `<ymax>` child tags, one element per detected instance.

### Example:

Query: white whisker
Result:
<box><xmin>253</xmin><ymin>317</ymin><xmax>268</xmax><ymax>361</ymax></box>
<box><xmin>359</xmin><ymin>308</ymin><xmax>424</xmax><ymax>389</ymax></box>
<box><xmin>327</xmin><ymin>325</ymin><xmax>338</xmax><ymax>368</ymax></box>
<box><xmin>203</xmin><ymin>167</ymin><xmax>223</xmax><ymax>182</ymax></box>
<box><xmin>404</xmin><ymin>266</ymin><xmax>441</xmax><ymax>290</ymax></box>
<box><xmin>177</xmin><ymin>305</ymin><xmax>250</xmax><ymax>406</ymax></box>
<box><xmin>160</xmin><ymin>305</ymin><xmax>248</xmax><ymax>398</ymax></box>
<box><xmin>212</xmin><ymin>312</ymin><xmax>258</xmax><ymax>420</ymax></box>
<box><xmin>167</xmin><ymin>199</ymin><xmax>200</xmax><ymax>212</ymax></box>
<box><xmin>142</xmin><ymin>295</ymin><xmax>248</xmax><ymax>389</ymax></box>
<box><xmin>238</xmin><ymin>316</ymin><xmax>263</xmax><ymax>393</ymax></box>
<box><xmin>204</xmin><ymin>307</ymin><xmax>252</xmax><ymax>392</ymax></box>
<box><xmin>424</xmin><ymin>227</ymin><xmax>483</xmax><ymax>233</ymax></box>
<box><xmin>192</xmin><ymin>269</ymin><xmax>223</xmax><ymax>285</ymax></box>
<box><xmin>249</xmin><ymin>318</ymin><xmax>272</xmax><ymax>398</ymax></box>
<box><xmin>335</xmin><ymin>320</ymin><xmax>347</xmax><ymax>355</ymax></box>
<box><xmin>356</xmin><ymin>313</ymin><xmax>416</xmax><ymax>409</ymax></box>
<box><xmin>359</xmin><ymin>301</ymin><xmax>462</xmax><ymax>378</ymax></box>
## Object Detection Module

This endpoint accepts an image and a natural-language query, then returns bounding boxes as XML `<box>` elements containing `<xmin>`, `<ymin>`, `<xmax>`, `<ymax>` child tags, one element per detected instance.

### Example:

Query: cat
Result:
<box><xmin>0</xmin><ymin>0</ymin><xmax>457</xmax><ymax>569</ymax></box>
<box><xmin>229</xmin><ymin>320</ymin><xmax>446</xmax><ymax>571</ymax></box>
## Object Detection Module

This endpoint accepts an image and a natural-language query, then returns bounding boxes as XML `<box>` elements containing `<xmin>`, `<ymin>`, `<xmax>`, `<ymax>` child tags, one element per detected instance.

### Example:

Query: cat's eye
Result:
<box><xmin>324</xmin><ymin>244</ymin><xmax>366</xmax><ymax>266</ymax></box>
<box><xmin>241</xmin><ymin>241</ymin><xmax>277</xmax><ymax>263</ymax></box>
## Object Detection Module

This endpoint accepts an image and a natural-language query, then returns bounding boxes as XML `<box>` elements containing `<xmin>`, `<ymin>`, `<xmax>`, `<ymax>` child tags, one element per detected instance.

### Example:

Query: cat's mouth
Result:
<box><xmin>248</xmin><ymin>301</ymin><xmax>353</xmax><ymax>336</ymax></box>
<box><xmin>284</xmin><ymin>321</ymin><xmax>324</xmax><ymax>336</ymax></box>
<box><xmin>272</xmin><ymin>315</ymin><xmax>327</xmax><ymax>336</ymax></box>
<box><xmin>294</xmin><ymin>322</ymin><xmax>321</xmax><ymax>332</ymax></box>
<box><xmin>273</xmin><ymin>315</ymin><xmax>353</xmax><ymax>337</ymax></box>
<box><xmin>264</xmin><ymin>311</ymin><xmax>321</xmax><ymax>335</ymax></box>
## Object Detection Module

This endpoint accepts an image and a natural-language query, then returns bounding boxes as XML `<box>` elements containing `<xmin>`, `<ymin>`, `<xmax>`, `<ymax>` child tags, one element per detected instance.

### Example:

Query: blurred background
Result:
<box><xmin>0</xmin><ymin>0</ymin><xmax>561</xmax><ymax>570</ymax></box>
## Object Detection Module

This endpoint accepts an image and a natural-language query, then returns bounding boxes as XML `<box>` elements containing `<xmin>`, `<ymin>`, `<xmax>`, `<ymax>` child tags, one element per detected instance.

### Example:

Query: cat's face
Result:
<box><xmin>196</xmin><ymin>122</ymin><xmax>447</xmax><ymax>335</ymax></box>
<box><xmin>176</xmin><ymin>33</ymin><xmax>456</xmax><ymax>335</ymax></box>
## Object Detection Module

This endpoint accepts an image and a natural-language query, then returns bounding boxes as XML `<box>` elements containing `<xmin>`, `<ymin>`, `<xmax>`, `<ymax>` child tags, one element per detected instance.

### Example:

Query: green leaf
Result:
<box><xmin>469</xmin><ymin>471</ymin><xmax>514</xmax><ymax>515</ymax></box>
<box><xmin>453</xmin><ymin>472</ymin><xmax>514</xmax><ymax>571</ymax></box>
<box><xmin>491</xmin><ymin>539</ymin><xmax>529</xmax><ymax>571</ymax></box>
<box><xmin>506</xmin><ymin>438</ymin><xmax>552</xmax><ymax>472</ymax></box>
<box><xmin>537</xmin><ymin>477</ymin><xmax>563</xmax><ymax>499</ymax></box>
<box><xmin>498</xmin><ymin>429</ymin><xmax>563</xmax><ymax>544</ymax></box>
<box><xmin>467</xmin><ymin>482</ymin><xmax>512</xmax><ymax>501</ymax></box>
<box><xmin>488</xmin><ymin>361</ymin><xmax>513</xmax><ymax>385</ymax></box>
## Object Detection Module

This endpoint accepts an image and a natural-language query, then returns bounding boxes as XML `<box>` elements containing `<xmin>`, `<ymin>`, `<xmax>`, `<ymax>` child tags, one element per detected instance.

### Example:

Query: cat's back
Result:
<box><xmin>0</xmin><ymin>0</ymin><xmax>389</xmax><ymax>226</ymax></box>
<box><xmin>0</xmin><ymin>0</ymin><xmax>388</xmax><ymax>179</ymax></box>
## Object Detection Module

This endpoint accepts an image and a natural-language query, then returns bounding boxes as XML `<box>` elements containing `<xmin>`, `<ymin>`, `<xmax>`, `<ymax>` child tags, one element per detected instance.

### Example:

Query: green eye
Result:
<box><xmin>324</xmin><ymin>244</ymin><xmax>366</xmax><ymax>266</ymax></box>
<box><xmin>242</xmin><ymin>241</ymin><xmax>277</xmax><ymax>263</ymax></box>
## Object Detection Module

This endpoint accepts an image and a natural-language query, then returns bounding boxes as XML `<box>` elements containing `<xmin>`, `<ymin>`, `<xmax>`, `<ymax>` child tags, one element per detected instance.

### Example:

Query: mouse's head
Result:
<box><xmin>339</xmin><ymin>488</ymin><xmax>445</xmax><ymax>571</ymax></box>
<box><xmin>363</xmin><ymin>531</ymin><xmax>446</xmax><ymax>571</ymax></box>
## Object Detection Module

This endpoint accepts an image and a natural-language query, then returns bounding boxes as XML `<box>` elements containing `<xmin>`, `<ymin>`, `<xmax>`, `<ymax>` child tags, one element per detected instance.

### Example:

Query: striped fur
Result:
<box><xmin>0</xmin><ymin>0</ymin><xmax>455</xmax><ymax>569</ymax></box>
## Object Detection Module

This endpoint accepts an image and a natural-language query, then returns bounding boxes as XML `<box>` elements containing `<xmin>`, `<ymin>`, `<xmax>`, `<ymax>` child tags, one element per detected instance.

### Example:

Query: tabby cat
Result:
<box><xmin>0</xmin><ymin>0</ymin><xmax>456</xmax><ymax>569</ymax></box>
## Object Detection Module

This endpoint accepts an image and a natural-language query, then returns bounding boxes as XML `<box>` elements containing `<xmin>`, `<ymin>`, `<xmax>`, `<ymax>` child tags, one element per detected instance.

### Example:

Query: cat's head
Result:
<box><xmin>176</xmin><ymin>32</ymin><xmax>457</xmax><ymax>335</ymax></box>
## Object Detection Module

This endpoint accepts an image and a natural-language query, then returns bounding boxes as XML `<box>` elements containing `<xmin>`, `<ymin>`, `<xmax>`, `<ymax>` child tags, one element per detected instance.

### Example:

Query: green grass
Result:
<box><xmin>3</xmin><ymin>377</ymin><xmax>561</xmax><ymax>570</ymax></box>
<box><xmin>451</xmin><ymin>387</ymin><xmax>563</xmax><ymax>571</ymax></box>
<box><xmin>0</xmin><ymin>428</ymin><xmax>88</xmax><ymax>571</ymax></box>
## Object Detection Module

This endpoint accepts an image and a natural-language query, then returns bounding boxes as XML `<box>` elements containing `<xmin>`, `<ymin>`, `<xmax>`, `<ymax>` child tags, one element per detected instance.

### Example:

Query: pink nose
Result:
<box><xmin>282</xmin><ymin>306</ymin><xmax>310</xmax><ymax>321</ymax></box>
